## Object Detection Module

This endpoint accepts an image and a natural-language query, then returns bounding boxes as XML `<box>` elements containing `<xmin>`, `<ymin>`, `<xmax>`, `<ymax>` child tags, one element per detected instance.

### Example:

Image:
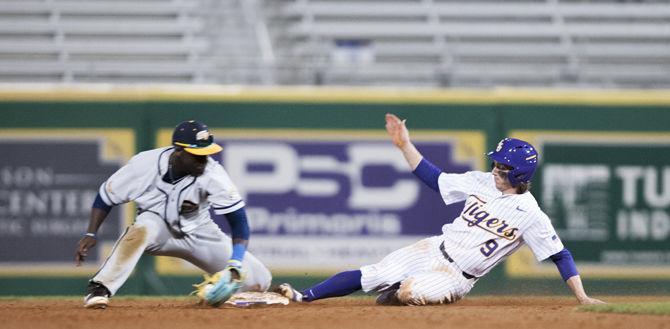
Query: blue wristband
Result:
<box><xmin>231</xmin><ymin>243</ymin><xmax>246</xmax><ymax>263</ymax></box>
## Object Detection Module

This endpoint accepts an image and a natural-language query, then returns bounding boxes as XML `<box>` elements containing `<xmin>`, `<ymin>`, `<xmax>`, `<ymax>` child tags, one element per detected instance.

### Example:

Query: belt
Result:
<box><xmin>439</xmin><ymin>241</ymin><xmax>478</xmax><ymax>280</ymax></box>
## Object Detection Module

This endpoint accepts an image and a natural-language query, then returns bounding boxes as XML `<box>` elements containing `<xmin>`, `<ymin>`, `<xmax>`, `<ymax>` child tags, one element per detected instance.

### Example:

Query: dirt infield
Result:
<box><xmin>1</xmin><ymin>296</ymin><xmax>668</xmax><ymax>329</ymax></box>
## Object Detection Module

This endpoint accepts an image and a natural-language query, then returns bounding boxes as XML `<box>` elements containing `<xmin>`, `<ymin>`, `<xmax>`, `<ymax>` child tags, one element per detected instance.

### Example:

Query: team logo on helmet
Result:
<box><xmin>196</xmin><ymin>130</ymin><xmax>211</xmax><ymax>141</ymax></box>
<box><xmin>495</xmin><ymin>139</ymin><xmax>506</xmax><ymax>152</ymax></box>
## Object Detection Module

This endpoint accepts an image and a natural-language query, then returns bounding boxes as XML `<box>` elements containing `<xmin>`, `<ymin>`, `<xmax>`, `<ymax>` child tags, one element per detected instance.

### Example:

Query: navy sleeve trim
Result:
<box><xmin>412</xmin><ymin>158</ymin><xmax>441</xmax><ymax>193</ymax></box>
<box><xmin>212</xmin><ymin>199</ymin><xmax>243</xmax><ymax>210</ymax></box>
<box><xmin>92</xmin><ymin>192</ymin><xmax>113</xmax><ymax>213</ymax></box>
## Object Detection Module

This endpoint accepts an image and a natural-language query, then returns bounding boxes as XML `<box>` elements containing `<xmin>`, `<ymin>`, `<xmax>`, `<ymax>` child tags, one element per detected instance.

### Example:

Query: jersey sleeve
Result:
<box><xmin>437</xmin><ymin>171</ymin><xmax>479</xmax><ymax>205</ymax></box>
<box><xmin>523</xmin><ymin>212</ymin><xmax>565</xmax><ymax>261</ymax></box>
<box><xmin>206</xmin><ymin>162</ymin><xmax>246</xmax><ymax>215</ymax></box>
<box><xmin>98</xmin><ymin>154</ymin><xmax>147</xmax><ymax>205</ymax></box>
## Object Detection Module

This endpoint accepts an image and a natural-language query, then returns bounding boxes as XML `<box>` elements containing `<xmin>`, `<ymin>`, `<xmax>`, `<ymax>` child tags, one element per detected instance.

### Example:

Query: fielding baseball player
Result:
<box><xmin>75</xmin><ymin>120</ymin><xmax>272</xmax><ymax>308</ymax></box>
<box><xmin>276</xmin><ymin>113</ymin><xmax>605</xmax><ymax>306</ymax></box>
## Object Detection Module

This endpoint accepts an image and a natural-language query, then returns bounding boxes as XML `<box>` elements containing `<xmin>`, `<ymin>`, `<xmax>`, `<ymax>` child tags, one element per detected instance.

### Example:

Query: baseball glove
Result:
<box><xmin>193</xmin><ymin>265</ymin><xmax>243</xmax><ymax>307</ymax></box>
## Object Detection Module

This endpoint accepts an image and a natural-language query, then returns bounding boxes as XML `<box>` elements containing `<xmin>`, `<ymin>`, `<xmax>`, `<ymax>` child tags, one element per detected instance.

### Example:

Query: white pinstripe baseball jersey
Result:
<box><xmin>438</xmin><ymin>171</ymin><xmax>564</xmax><ymax>277</ymax></box>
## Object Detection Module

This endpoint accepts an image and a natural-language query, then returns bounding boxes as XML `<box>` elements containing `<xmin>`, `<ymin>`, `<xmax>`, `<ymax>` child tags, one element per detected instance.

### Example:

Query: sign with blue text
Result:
<box><xmin>156</xmin><ymin>129</ymin><xmax>485</xmax><ymax>274</ymax></box>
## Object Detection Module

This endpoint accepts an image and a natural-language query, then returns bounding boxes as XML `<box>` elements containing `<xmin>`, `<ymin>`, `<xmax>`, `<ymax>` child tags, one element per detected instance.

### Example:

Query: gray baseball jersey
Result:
<box><xmin>92</xmin><ymin>147</ymin><xmax>272</xmax><ymax>295</ymax></box>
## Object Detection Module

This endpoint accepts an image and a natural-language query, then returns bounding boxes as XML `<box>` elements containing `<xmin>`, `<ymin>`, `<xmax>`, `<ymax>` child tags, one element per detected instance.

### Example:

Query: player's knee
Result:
<box><xmin>396</xmin><ymin>278</ymin><xmax>461</xmax><ymax>306</ymax></box>
<box><xmin>123</xmin><ymin>225</ymin><xmax>152</xmax><ymax>247</ymax></box>
<box><xmin>396</xmin><ymin>278</ymin><xmax>426</xmax><ymax>306</ymax></box>
<box><xmin>242</xmin><ymin>261</ymin><xmax>272</xmax><ymax>292</ymax></box>
<box><xmin>257</xmin><ymin>264</ymin><xmax>273</xmax><ymax>291</ymax></box>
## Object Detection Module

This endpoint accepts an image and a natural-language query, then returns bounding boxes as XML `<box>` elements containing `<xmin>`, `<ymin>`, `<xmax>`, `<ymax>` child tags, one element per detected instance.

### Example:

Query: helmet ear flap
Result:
<box><xmin>512</xmin><ymin>172</ymin><xmax>526</xmax><ymax>185</ymax></box>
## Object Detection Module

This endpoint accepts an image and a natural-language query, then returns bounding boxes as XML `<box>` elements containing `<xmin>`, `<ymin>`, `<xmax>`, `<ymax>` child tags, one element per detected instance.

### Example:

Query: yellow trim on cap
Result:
<box><xmin>183</xmin><ymin>143</ymin><xmax>223</xmax><ymax>155</ymax></box>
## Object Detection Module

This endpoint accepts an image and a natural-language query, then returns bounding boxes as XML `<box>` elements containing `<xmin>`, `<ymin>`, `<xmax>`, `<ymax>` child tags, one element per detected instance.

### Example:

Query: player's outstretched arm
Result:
<box><xmin>565</xmin><ymin>275</ymin><xmax>605</xmax><ymax>305</ymax></box>
<box><xmin>385</xmin><ymin>113</ymin><xmax>423</xmax><ymax>170</ymax></box>
<box><xmin>551</xmin><ymin>248</ymin><xmax>605</xmax><ymax>305</ymax></box>
<box><xmin>75</xmin><ymin>196</ymin><xmax>112</xmax><ymax>266</ymax></box>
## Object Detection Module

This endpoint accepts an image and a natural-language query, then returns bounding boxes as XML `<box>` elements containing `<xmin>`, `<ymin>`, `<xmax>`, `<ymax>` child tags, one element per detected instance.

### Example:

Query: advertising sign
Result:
<box><xmin>506</xmin><ymin>131</ymin><xmax>670</xmax><ymax>279</ymax></box>
<box><xmin>156</xmin><ymin>129</ymin><xmax>485</xmax><ymax>274</ymax></box>
<box><xmin>0</xmin><ymin>130</ymin><xmax>134</xmax><ymax>275</ymax></box>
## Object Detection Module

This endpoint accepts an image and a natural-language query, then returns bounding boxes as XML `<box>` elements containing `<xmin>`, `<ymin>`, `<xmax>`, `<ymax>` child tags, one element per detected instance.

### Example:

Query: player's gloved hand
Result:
<box><xmin>225</xmin><ymin>259</ymin><xmax>244</xmax><ymax>280</ymax></box>
<box><xmin>192</xmin><ymin>261</ymin><xmax>244</xmax><ymax>307</ymax></box>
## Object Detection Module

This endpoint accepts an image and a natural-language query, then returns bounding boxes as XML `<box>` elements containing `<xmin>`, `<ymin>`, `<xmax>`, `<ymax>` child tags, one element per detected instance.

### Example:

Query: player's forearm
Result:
<box><xmin>219</xmin><ymin>208</ymin><xmax>250</xmax><ymax>262</ymax></box>
<box><xmin>232</xmin><ymin>238</ymin><xmax>248</xmax><ymax>247</ymax></box>
<box><xmin>86</xmin><ymin>207</ymin><xmax>110</xmax><ymax>235</ymax></box>
<box><xmin>399</xmin><ymin>141</ymin><xmax>423</xmax><ymax>171</ymax></box>
<box><xmin>565</xmin><ymin>275</ymin><xmax>590</xmax><ymax>302</ymax></box>
<box><xmin>87</xmin><ymin>193</ymin><xmax>112</xmax><ymax>234</ymax></box>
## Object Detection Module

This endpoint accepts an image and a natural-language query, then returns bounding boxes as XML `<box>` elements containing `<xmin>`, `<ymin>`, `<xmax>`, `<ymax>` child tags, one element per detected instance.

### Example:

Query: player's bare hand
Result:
<box><xmin>75</xmin><ymin>236</ymin><xmax>97</xmax><ymax>266</ymax></box>
<box><xmin>385</xmin><ymin>113</ymin><xmax>410</xmax><ymax>148</ymax></box>
<box><xmin>578</xmin><ymin>296</ymin><xmax>606</xmax><ymax>305</ymax></box>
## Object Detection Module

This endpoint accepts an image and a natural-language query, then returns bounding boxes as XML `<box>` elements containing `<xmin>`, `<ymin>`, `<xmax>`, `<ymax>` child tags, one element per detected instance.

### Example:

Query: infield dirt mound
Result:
<box><xmin>1</xmin><ymin>296</ymin><xmax>667</xmax><ymax>329</ymax></box>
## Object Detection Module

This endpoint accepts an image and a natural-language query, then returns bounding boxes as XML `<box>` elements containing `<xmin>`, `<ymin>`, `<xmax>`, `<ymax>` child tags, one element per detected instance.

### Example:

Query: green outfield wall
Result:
<box><xmin>0</xmin><ymin>86</ymin><xmax>669</xmax><ymax>297</ymax></box>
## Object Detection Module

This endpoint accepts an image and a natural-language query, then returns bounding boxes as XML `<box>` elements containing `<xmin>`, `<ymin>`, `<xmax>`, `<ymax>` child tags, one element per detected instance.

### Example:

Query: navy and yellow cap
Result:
<box><xmin>172</xmin><ymin>120</ymin><xmax>222</xmax><ymax>155</ymax></box>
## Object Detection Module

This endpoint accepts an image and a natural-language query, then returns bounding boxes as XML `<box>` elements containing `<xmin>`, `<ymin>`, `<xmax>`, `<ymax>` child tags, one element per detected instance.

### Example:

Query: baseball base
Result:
<box><xmin>224</xmin><ymin>292</ymin><xmax>290</xmax><ymax>307</ymax></box>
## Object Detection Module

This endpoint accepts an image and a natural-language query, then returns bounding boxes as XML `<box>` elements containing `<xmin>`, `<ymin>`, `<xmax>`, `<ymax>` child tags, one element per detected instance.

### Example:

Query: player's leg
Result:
<box><xmin>276</xmin><ymin>270</ymin><xmax>362</xmax><ymax>302</ymax></box>
<box><xmin>84</xmin><ymin>211</ymin><xmax>169</xmax><ymax>308</ymax></box>
<box><xmin>277</xmin><ymin>236</ymin><xmax>438</xmax><ymax>303</ymax></box>
<box><xmin>359</xmin><ymin>236</ymin><xmax>438</xmax><ymax>294</ymax></box>
<box><xmin>150</xmin><ymin>221</ymin><xmax>272</xmax><ymax>292</ymax></box>
<box><xmin>374</xmin><ymin>237</ymin><xmax>476</xmax><ymax>306</ymax></box>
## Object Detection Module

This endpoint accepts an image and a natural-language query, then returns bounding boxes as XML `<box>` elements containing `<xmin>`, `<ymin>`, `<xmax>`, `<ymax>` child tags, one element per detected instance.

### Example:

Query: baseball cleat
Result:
<box><xmin>83</xmin><ymin>295</ymin><xmax>109</xmax><ymax>309</ymax></box>
<box><xmin>83</xmin><ymin>281</ymin><xmax>111</xmax><ymax>309</ymax></box>
<box><xmin>274</xmin><ymin>283</ymin><xmax>303</xmax><ymax>302</ymax></box>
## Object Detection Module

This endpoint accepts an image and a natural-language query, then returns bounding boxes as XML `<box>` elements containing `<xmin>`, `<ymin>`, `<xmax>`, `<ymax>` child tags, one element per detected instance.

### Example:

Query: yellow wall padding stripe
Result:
<box><xmin>0</xmin><ymin>84</ymin><xmax>669</xmax><ymax>105</ymax></box>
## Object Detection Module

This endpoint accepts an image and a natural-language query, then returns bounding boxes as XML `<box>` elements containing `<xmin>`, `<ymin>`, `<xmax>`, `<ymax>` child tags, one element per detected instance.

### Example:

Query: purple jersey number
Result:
<box><xmin>480</xmin><ymin>239</ymin><xmax>499</xmax><ymax>257</ymax></box>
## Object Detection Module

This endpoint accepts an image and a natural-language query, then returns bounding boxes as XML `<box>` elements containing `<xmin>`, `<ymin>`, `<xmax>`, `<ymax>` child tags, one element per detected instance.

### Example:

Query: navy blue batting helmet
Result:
<box><xmin>486</xmin><ymin>138</ymin><xmax>538</xmax><ymax>186</ymax></box>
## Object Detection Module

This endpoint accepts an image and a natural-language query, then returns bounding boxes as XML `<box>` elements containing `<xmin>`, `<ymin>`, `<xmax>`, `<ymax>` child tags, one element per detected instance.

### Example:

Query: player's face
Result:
<box><xmin>174</xmin><ymin>149</ymin><xmax>208</xmax><ymax>176</ymax></box>
<box><xmin>491</xmin><ymin>161</ymin><xmax>514</xmax><ymax>192</ymax></box>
